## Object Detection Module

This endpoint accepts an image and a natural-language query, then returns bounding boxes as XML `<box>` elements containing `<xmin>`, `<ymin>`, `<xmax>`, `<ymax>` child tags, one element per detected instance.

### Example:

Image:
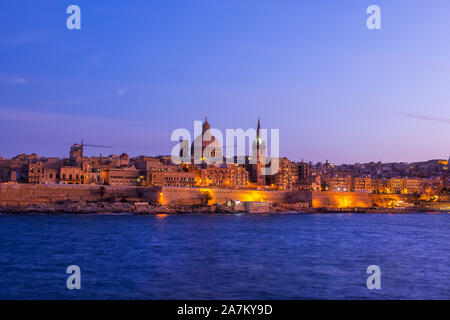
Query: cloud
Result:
<box><xmin>0</xmin><ymin>74</ymin><xmax>27</xmax><ymax>84</ymax></box>
<box><xmin>398</xmin><ymin>112</ymin><xmax>450</xmax><ymax>124</ymax></box>
<box><xmin>0</xmin><ymin>34</ymin><xmax>40</xmax><ymax>46</ymax></box>
<box><xmin>117</xmin><ymin>88</ymin><xmax>129</xmax><ymax>96</ymax></box>
<box><xmin>14</xmin><ymin>77</ymin><xmax>27</xmax><ymax>84</ymax></box>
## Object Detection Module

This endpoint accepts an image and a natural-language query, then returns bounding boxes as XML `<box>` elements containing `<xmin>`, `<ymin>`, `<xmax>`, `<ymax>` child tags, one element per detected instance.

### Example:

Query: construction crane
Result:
<box><xmin>74</xmin><ymin>140</ymin><xmax>112</xmax><ymax>149</ymax></box>
<box><xmin>70</xmin><ymin>140</ymin><xmax>112</xmax><ymax>160</ymax></box>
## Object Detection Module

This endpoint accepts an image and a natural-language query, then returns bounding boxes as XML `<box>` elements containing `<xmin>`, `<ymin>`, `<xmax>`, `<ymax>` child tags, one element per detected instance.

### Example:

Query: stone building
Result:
<box><xmin>321</xmin><ymin>175</ymin><xmax>352</xmax><ymax>192</ymax></box>
<box><xmin>266</xmin><ymin>157</ymin><xmax>298</xmax><ymax>190</ymax></box>
<box><xmin>103</xmin><ymin>166</ymin><xmax>142</xmax><ymax>186</ymax></box>
<box><xmin>145</xmin><ymin>165</ymin><xmax>195</xmax><ymax>187</ymax></box>
<box><xmin>245</xmin><ymin>118</ymin><xmax>268</xmax><ymax>186</ymax></box>
<box><xmin>403</xmin><ymin>178</ymin><xmax>421</xmax><ymax>194</ymax></box>
<box><xmin>60</xmin><ymin>166</ymin><xmax>84</xmax><ymax>184</ymax></box>
<box><xmin>198</xmin><ymin>165</ymin><xmax>249</xmax><ymax>189</ymax></box>
<box><xmin>297</xmin><ymin>160</ymin><xmax>310</xmax><ymax>185</ymax></box>
<box><xmin>352</xmin><ymin>177</ymin><xmax>372</xmax><ymax>192</ymax></box>
<box><xmin>388</xmin><ymin>178</ymin><xmax>404</xmax><ymax>194</ymax></box>
<box><xmin>371</xmin><ymin>179</ymin><xmax>389</xmax><ymax>193</ymax></box>
<box><xmin>149</xmin><ymin>171</ymin><xmax>196</xmax><ymax>187</ymax></box>
<box><xmin>191</xmin><ymin>117</ymin><xmax>223</xmax><ymax>165</ymax></box>
<box><xmin>134</xmin><ymin>156</ymin><xmax>162</xmax><ymax>171</ymax></box>
<box><xmin>419</xmin><ymin>178</ymin><xmax>443</xmax><ymax>194</ymax></box>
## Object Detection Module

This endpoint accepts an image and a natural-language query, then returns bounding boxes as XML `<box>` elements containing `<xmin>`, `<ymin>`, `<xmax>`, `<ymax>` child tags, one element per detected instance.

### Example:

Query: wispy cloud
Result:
<box><xmin>117</xmin><ymin>88</ymin><xmax>129</xmax><ymax>96</ymax></box>
<box><xmin>0</xmin><ymin>106</ymin><xmax>149</xmax><ymax>128</ymax></box>
<box><xmin>14</xmin><ymin>77</ymin><xmax>27</xmax><ymax>84</ymax></box>
<box><xmin>0</xmin><ymin>74</ymin><xmax>28</xmax><ymax>84</ymax></box>
<box><xmin>0</xmin><ymin>34</ymin><xmax>42</xmax><ymax>47</ymax></box>
<box><xmin>398</xmin><ymin>112</ymin><xmax>450</xmax><ymax>124</ymax></box>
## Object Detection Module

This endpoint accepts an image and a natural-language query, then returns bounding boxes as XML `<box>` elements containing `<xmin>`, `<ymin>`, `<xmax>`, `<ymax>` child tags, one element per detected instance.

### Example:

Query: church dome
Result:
<box><xmin>191</xmin><ymin>117</ymin><xmax>222</xmax><ymax>164</ymax></box>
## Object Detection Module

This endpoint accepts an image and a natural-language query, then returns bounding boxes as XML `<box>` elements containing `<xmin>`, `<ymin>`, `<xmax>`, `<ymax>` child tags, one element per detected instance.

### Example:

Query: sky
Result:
<box><xmin>0</xmin><ymin>0</ymin><xmax>449</xmax><ymax>164</ymax></box>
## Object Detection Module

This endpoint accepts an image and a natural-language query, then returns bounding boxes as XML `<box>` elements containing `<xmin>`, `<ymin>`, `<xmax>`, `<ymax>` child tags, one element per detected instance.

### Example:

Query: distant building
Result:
<box><xmin>388</xmin><ymin>178</ymin><xmax>404</xmax><ymax>194</ymax></box>
<box><xmin>134</xmin><ymin>156</ymin><xmax>162</xmax><ymax>171</ymax></box>
<box><xmin>60</xmin><ymin>166</ymin><xmax>83</xmax><ymax>184</ymax></box>
<box><xmin>328</xmin><ymin>176</ymin><xmax>352</xmax><ymax>192</ymax></box>
<box><xmin>297</xmin><ymin>160</ymin><xmax>310</xmax><ymax>184</ymax></box>
<box><xmin>353</xmin><ymin>177</ymin><xmax>372</xmax><ymax>192</ymax></box>
<box><xmin>149</xmin><ymin>171</ymin><xmax>196</xmax><ymax>187</ymax></box>
<box><xmin>104</xmin><ymin>166</ymin><xmax>142</xmax><ymax>186</ymax></box>
<box><xmin>419</xmin><ymin>178</ymin><xmax>443</xmax><ymax>194</ymax></box>
<box><xmin>191</xmin><ymin>117</ymin><xmax>223</xmax><ymax>165</ymax></box>
<box><xmin>145</xmin><ymin>164</ymin><xmax>196</xmax><ymax>187</ymax></box>
<box><xmin>403</xmin><ymin>178</ymin><xmax>421</xmax><ymax>194</ymax></box>
<box><xmin>69</xmin><ymin>143</ymin><xmax>83</xmax><ymax>163</ymax></box>
<box><xmin>198</xmin><ymin>165</ymin><xmax>249</xmax><ymax>189</ymax></box>
<box><xmin>267</xmin><ymin>157</ymin><xmax>298</xmax><ymax>190</ymax></box>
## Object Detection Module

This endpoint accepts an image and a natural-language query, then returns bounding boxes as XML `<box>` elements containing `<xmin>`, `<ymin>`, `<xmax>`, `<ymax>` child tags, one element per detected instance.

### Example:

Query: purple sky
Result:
<box><xmin>0</xmin><ymin>0</ymin><xmax>449</xmax><ymax>163</ymax></box>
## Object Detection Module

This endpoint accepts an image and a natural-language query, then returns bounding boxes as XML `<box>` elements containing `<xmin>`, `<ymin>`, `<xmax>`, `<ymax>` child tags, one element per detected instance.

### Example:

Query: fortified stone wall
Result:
<box><xmin>312</xmin><ymin>191</ymin><xmax>372</xmax><ymax>208</ymax></box>
<box><xmin>0</xmin><ymin>184</ymin><xmax>161</xmax><ymax>206</ymax></box>
<box><xmin>0</xmin><ymin>184</ymin><xmax>312</xmax><ymax>206</ymax></box>
<box><xmin>367</xmin><ymin>193</ymin><xmax>450</xmax><ymax>209</ymax></box>
<box><xmin>159</xmin><ymin>187</ymin><xmax>312</xmax><ymax>205</ymax></box>
<box><xmin>368</xmin><ymin>193</ymin><xmax>415</xmax><ymax>208</ymax></box>
<box><xmin>1</xmin><ymin>183</ymin><xmax>447</xmax><ymax>209</ymax></box>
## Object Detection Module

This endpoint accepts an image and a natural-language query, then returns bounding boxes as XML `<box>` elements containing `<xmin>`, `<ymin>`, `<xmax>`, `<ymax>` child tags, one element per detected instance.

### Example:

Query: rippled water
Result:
<box><xmin>0</xmin><ymin>213</ymin><xmax>448</xmax><ymax>299</ymax></box>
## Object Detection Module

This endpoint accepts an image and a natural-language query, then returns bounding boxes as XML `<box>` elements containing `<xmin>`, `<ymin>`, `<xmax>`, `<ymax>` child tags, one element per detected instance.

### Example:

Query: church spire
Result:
<box><xmin>257</xmin><ymin>117</ymin><xmax>261</xmax><ymax>139</ymax></box>
<box><xmin>255</xmin><ymin>116</ymin><xmax>264</xmax><ymax>186</ymax></box>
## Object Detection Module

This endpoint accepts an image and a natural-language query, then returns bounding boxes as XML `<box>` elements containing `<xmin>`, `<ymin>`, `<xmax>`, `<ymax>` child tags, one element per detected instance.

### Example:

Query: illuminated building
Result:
<box><xmin>352</xmin><ymin>177</ymin><xmax>372</xmax><ymax>192</ymax></box>
<box><xmin>103</xmin><ymin>166</ymin><xmax>142</xmax><ymax>186</ymax></box>
<box><xmin>198</xmin><ymin>165</ymin><xmax>249</xmax><ymax>189</ymax></box>
<box><xmin>255</xmin><ymin>117</ymin><xmax>265</xmax><ymax>186</ymax></box>
<box><xmin>148</xmin><ymin>165</ymin><xmax>196</xmax><ymax>187</ymax></box>
<box><xmin>328</xmin><ymin>176</ymin><xmax>352</xmax><ymax>192</ymax></box>
<box><xmin>266</xmin><ymin>157</ymin><xmax>298</xmax><ymax>190</ymax></box>
<box><xmin>246</xmin><ymin>117</ymin><xmax>268</xmax><ymax>186</ymax></box>
<box><xmin>389</xmin><ymin>178</ymin><xmax>404</xmax><ymax>194</ymax></box>
<box><xmin>191</xmin><ymin>117</ymin><xmax>223</xmax><ymax>165</ymax></box>
<box><xmin>60</xmin><ymin>166</ymin><xmax>84</xmax><ymax>184</ymax></box>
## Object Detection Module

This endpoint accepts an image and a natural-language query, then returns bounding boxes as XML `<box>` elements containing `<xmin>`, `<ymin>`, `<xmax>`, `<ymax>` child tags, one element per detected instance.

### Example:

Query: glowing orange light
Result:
<box><xmin>159</xmin><ymin>192</ymin><xmax>166</xmax><ymax>205</ymax></box>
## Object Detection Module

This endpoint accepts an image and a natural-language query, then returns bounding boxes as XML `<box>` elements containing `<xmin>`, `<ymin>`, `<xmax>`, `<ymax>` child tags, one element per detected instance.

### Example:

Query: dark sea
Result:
<box><xmin>0</xmin><ymin>212</ymin><xmax>448</xmax><ymax>300</ymax></box>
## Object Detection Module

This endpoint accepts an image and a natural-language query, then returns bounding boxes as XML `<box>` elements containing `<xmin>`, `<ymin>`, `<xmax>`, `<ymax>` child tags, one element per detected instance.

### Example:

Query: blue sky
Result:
<box><xmin>0</xmin><ymin>0</ymin><xmax>449</xmax><ymax>163</ymax></box>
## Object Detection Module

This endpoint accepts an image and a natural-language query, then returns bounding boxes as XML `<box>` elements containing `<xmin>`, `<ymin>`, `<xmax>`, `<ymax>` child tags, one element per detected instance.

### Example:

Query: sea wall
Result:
<box><xmin>1</xmin><ymin>183</ymin><xmax>448</xmax><ymax>210</ymax></box>
<box><xmin>0</xmin><ymin>184</ymin><xmax>161</xmax><ymax>206</ymax></box>
<box><xmin>162</xmin><ymin>189</ymin><xmax>436</xmax><ymax>208</ymax></box>
<box><xmin>0</xmin><ymin>184</ymin><xmax>312</xmax><ymax>206</ymax></box>
<box><xmin>368</xmin><ymin>193</ymin><xmax>415</xmax><ymax>208</ymax></box>
<box><xmin>312</xmin><ymin>191</ymin><xmax>372</xmax><ymax>208</ymax></box>
<box><xmin>159</xmin><ymin>187</ymin><xmax>312</xmax><ymax>205</ymax></box>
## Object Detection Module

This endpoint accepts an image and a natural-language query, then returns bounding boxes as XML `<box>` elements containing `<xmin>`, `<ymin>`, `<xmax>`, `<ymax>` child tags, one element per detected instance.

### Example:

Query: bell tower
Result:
<box><xmin>256</xmin><ymin>117</ymin><xmax>265</xmax><ymax>185</ymax></box>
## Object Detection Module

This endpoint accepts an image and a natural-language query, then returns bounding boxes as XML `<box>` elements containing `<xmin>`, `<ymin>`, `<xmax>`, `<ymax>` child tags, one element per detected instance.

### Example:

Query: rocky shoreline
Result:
<box><xmin>0</xmin><ymin>201</ymin><xmax>447</xmax><ymax>214</ymax></box>
<box><xmin>0</xmin><ymin>201</ymin><xmax>311</xmax><ymax>214</ymax></box>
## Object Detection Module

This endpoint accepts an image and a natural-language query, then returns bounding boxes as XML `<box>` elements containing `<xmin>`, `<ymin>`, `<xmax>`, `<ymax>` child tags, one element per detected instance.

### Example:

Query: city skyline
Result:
<box><xmin>1</xmin><ymin>1</ymin><xmax>449</xmax><ymax>163</ymax></box>
<box><xmin>0</xmin><ymin>114</ymin><xmax>448</xmax><ymax>165</ymax></box>
<box><xmin>1</xmin><ymin>133</ymin><xmax>448</xmax><ymax>167</ymax></box>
